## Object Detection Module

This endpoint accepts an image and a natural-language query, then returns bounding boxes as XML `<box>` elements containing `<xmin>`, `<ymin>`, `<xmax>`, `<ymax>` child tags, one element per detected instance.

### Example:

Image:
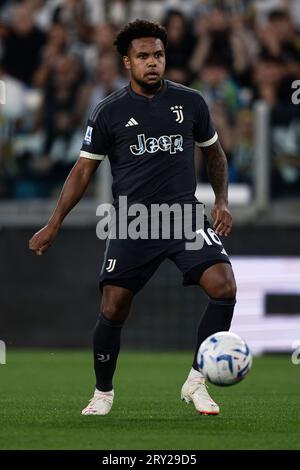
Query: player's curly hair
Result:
<box><xmin>114</xmin><ymin>19</ymin><xmax>168</xmax><ymax>56</ymax></box>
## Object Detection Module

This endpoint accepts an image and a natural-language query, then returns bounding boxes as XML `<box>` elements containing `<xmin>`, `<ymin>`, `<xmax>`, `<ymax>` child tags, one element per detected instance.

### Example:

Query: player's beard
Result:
<box><xmin>135</xmin><ymin>76</ymin><xmax>163</xmax><ymax>91</ymax></box>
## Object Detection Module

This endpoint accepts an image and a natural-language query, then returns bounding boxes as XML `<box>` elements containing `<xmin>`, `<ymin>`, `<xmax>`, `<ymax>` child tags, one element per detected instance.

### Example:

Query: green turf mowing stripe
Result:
<box><xmin>0</xmin><ymin>351</ymin><xmax>299</xmax><ymax>450</ymax></box>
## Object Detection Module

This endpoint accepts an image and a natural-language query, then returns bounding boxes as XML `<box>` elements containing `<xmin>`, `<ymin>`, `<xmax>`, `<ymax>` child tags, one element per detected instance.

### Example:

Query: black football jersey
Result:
<box><xmin>80</xmin><ymin>80</ymin><xmax>218</xmax><ymax>207</ymax></box>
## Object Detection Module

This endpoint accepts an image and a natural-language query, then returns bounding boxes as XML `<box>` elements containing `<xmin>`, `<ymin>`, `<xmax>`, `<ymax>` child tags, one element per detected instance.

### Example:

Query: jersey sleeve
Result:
<box><xmin>193</xmin><ymin>94</ymin><xmax>218</xmax><ymax>148</ymax></box>
<box><xmin>80</xmin><ymin>111</ymin><xmax>111</xmax><ymax>160</ymax></box>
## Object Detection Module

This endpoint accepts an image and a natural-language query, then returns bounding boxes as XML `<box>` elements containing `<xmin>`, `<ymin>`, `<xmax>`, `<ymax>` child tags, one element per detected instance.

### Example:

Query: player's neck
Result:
<box><xmin>130</xmin><ymin>79</ymin><xmax>163</xmax><ymax>99</ymax></box>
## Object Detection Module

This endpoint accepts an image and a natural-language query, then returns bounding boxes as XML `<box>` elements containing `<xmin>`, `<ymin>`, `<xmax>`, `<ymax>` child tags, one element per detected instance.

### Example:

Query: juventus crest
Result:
<box><xmin>97</xmin><ymin>353</ymin><xmax>110</xmax><ymax>363</ymax></box>
<box><xmin>170</xmin><ymin>105</ymin><xmax>184</xmax><ymax>123</ymax></box>
<box><xmin>106</xmin><ymin>259</ymin><xmax>116</xmax><ymax>272</ymax></box>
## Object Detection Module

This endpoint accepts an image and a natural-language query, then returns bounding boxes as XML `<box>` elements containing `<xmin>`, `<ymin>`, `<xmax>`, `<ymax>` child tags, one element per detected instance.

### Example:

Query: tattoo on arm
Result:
<box><xmin>201</xmin><ymin>140</ymin><xmax>228</xmax><ymax>203</ymax></box>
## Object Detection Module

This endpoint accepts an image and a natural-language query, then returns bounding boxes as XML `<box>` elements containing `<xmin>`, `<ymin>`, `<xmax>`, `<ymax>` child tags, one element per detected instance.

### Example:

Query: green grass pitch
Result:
<box><xmin>0</xmin><ymin>350</ymin><xmax>299</xmax><ymax>450</ymax></box>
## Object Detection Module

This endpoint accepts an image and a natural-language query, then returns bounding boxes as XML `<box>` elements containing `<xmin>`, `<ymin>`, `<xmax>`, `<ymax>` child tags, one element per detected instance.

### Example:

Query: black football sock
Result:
<box><xmin>93</xmin><ymin>313</ymin><xmax>124</xmax><ymax>392</ymax></box>
<box><xmin>192</xmin><ymin>297</ymin><xmax>236</xmax><ymax>371</ymax></box>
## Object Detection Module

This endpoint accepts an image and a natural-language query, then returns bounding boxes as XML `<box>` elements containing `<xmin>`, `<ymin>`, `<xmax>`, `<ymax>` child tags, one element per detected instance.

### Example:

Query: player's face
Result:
<box><xmin>124</xmin><ymin>37</ymin><xmax>166</xmax><ymax>90</ymax></box>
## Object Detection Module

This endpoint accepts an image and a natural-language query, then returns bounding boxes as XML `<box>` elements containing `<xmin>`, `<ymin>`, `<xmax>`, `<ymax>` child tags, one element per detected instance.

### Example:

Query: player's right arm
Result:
<box><xmin>29</xmin><ymin>111</ymin><xmax>111</xmax><ymax>256</ymax></box>
<box><xmin>29</xmin><ymin>157</ymin><xmax>101</xmax><ymax>256</ymax></box>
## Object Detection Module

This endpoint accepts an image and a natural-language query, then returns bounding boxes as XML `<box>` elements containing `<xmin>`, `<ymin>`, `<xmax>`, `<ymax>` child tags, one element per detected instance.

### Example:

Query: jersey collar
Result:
<box><xmin>127</xmin><ymin>80</ymin><xmax>168</xmax><ymax>101</ymax></box>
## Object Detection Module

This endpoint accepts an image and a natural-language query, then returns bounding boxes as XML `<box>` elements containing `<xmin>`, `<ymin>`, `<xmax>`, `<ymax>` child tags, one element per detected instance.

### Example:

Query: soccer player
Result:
<box><xmin>29</xmin><ymin>20</ymin><xmax>236</xmax><ymax>416</ymax></box>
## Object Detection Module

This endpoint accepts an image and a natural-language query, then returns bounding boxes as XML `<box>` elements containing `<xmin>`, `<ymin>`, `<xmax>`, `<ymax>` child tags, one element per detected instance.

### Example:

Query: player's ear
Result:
<box><xmin>123</xmin><ymin>55</ymin><xmax>131</xmax><ymax>71</ymax></box>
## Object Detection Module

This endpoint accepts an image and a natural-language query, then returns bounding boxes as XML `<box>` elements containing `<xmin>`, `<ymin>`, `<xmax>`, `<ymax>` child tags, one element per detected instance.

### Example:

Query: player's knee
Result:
<box><xmin>101</xmin><ymin>299</ymin><xmax>129</xmax><ymax>321</ymax></box>
<box><xmin>101</xmin><ymin>302</ymin><xmax>127</xmax><ymax>321</ymax></box>
<box><xmin>208</xmin><ymin>277</ymin><xmax>237</xmax><ymax>299</ymax></box>
<box><xmin>101</xmin><ymin>286</ymin><xmax>132</xmax><ymax>321</ymax></box>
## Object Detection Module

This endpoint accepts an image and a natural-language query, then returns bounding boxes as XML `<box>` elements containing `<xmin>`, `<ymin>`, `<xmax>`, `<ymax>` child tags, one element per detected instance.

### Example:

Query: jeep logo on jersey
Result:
<box><xmin>130</xmin><ymin>134</ymin><xmax>183</xmax><ymax>156</ymax></box>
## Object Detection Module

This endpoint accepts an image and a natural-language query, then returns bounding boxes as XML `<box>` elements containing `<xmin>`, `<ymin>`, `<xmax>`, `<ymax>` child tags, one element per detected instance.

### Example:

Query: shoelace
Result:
<box><xmin>186</xmin><ymin>378</ymin><xmax>218</xmax><ymax>409</ymax></box>
<box><xmin>188</xmin><ymin>379</ymin><xmax>215</xmax><ymax>401</ymax></box>
<box><xmin>188</xmin><ymin>378</ymin><xmax>208</xmax><ymax>389</ymax></box>
<box><xmin>86</xmin><ymin>393</ymin><xmax>113</xmax><ymax>409</ymax></box>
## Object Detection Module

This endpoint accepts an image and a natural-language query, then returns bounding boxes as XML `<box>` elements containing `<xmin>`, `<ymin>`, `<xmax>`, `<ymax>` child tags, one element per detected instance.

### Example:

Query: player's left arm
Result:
<box><xmin>193</xmin><ymin>93</ymin><xmax>232</xmax><ymax>237</ymax></box>
<box><xmin>201</xmin><ymin>139</ymin><xmax>232</xmax><ymax>237</ymax></box>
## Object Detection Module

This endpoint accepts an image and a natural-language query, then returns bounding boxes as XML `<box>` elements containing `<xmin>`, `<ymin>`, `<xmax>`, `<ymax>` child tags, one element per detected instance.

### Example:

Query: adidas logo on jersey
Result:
<box><xmin>125</xmin><ymin>117</ymin><xmax>139</xmax><ymax>127</ymax></box>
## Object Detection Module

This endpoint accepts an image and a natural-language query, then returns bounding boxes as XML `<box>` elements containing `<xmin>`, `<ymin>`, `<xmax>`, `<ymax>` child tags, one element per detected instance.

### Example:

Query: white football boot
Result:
<box><xmin>181</xmin><ymin>369</ymin><xmax>220</xmax><ymax>415</ymax></box>
<box><xmin>81</xmin><ymin>389</ymin><xmax>114</xmax><ymax>416</ymax></box>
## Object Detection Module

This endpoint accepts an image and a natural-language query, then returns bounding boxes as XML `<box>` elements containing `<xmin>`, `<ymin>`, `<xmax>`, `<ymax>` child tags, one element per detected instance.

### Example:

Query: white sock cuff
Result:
<box><xmin>188</xmin><ymin>367</ymin><xmax>205</xmax><ymax>380</ymax></box>
<box><xmin>95</xmin><ymin>388</ymin><xmax>114</xmax><ymax>395</ymax></box>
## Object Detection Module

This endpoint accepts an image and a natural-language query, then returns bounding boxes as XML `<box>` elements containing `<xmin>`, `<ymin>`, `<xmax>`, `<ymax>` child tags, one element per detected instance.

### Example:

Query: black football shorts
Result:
<box><xmin>99</xmin><ymin>215</ymin><xmax>231</xmax><ymax>295</ymax></box>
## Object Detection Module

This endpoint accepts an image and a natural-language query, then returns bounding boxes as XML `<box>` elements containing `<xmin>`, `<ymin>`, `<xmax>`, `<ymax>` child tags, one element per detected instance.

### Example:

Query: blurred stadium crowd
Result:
<box><xmin>0</xmin><ymin>0</ymin><xmax>299</xmax><ymax>199</ymax></box>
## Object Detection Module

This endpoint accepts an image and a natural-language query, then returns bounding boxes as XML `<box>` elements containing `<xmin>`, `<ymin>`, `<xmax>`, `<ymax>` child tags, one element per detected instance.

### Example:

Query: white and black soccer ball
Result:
<box><xmin>197</xmin><ymin>331</ymin><xmax>252</xmax><ymax>386</ymax></box>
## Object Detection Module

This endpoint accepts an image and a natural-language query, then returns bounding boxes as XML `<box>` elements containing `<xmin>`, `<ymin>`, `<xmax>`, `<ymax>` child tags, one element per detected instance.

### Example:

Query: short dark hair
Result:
<box><xmin>114</xmin><ymin>19</ymin><xmax>168</xmax><ymax>56</ymax></box>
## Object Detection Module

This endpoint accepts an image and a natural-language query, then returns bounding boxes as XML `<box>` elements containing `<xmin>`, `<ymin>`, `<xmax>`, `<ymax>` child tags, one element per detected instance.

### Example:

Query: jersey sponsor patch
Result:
<box><xmin>130</xmin><ymin>133</ymin><xmax>183</xmax><ymax>156</ymax></box>
<box><xmin>83</xmin><ymin>126</ymin><xmax>93</xmax><ymax>145</ymax></box>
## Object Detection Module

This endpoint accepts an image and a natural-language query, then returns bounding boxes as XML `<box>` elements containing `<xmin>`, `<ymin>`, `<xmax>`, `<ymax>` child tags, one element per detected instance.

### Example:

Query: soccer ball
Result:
<box><xmin>197</xmin><ymin>331</ymin><xmax>252</xmax><ymax>386</ymax></box>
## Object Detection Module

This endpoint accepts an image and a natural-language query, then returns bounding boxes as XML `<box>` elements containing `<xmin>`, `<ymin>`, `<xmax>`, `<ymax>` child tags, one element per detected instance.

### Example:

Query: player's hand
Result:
<box><xmin>28</xmin><ymin>223</ymin><xmax>60</xmax><ymax>256</ymax></box>
<box><xmin>211</xmin><ymin>201</ymin><xmax>232</xmax><ymax>237</ymax></box>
